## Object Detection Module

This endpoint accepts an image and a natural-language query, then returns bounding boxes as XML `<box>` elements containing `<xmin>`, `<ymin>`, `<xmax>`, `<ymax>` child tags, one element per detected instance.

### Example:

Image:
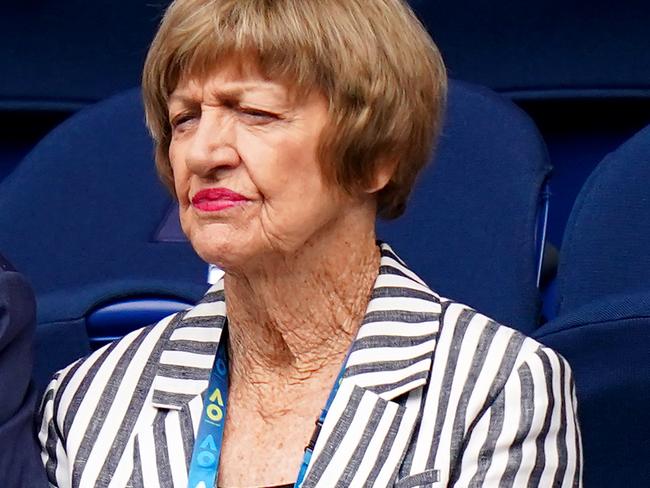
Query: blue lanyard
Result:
<box><xmin>187</xmin><ymin>329</ymin><xmax>229</xmax><ymax>488</ymax></box>
<box><xmin>187</xmin><ymin>327</ymin><xmax>349</xmax><ymax>488</ymax></box>
<box><xmin>294</xmin><ymin>358</ymin><xmax>347</xmax><ymax>488</ymax></box>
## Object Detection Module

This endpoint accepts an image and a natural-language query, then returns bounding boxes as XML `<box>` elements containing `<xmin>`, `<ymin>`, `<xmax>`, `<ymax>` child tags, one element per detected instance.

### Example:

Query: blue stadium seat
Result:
<box><xmin>408</xmin><ymin>0</ymin><xmax>650</xmax><ymax>249</ymax></box>
<box><xmin>409</xmin><ymin>0</ymin><xmax>650</xmax><ymax>99</ymax></box>
<box><xmin>552</xmin><ymin>124</ymin><xmax>650</xmax><ymax>314</ymax></box>
<box><xmin>3</xmin><ymin>0</ymin><xmax>648</xmax><ymax>111</ymax></box>
<box><xmin>534</xmin><ymin>125</ymin><xmax>650</xmax><ymax>487</ymax></box>
<box><xmin>0</xmin><ymin>1</ymin><xmax>172</xmax><ymax>185</ymax></box>
<box><xmin>0</xmin><ymin>2</ymin><xmax>169</xmax><ymax>112</ymax></box>
<box><xmin>0</xmin><ymin>88</ymin><xmax>207</xmax><ymax>390</ymax></box>
<box><xmin>378</xmin><ymin>80</ymin><xmax>551</xmax><ymax>334</ymax></box>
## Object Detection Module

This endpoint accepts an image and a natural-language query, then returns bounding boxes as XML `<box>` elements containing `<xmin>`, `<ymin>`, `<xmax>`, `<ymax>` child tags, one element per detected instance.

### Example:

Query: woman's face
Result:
<box><xmin>168</xmin><ymin>60</ymin><xmax>370</xmax><ymax>270</ymax></box>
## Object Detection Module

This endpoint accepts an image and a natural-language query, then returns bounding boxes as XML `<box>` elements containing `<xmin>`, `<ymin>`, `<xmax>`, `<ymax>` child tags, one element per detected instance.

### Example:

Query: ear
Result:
<box><xmin>365</xmin><ymin>158</ymin><xmax>398</xmax><ymax>194</ymax></box>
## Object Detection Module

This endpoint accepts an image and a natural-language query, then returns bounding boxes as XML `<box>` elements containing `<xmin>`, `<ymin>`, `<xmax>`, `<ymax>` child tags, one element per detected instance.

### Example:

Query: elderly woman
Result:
<box><xmin>38</xmin><ymin>0</ymin><xmax>581</xmax><ymax>487</ymax></box>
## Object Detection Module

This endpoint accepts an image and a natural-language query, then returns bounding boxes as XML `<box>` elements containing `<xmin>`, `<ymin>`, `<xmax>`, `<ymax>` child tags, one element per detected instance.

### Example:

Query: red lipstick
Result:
<box><xmin>191</xmin><ymin>188</ymin><xmax>249</xmax><ymax>212</ymax></box>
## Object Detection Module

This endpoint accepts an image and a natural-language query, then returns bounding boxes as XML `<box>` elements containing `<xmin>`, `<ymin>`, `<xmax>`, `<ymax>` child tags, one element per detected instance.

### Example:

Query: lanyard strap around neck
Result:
<box><xmin>186</xmin><ymin>327</ymin><xmax>349</xmax><ymax>488</ymax></box>
<box><xmin>187</xmin><ymin>329</ymin><xmax>229</xmax><ymax>488</ymax></box>
<box><xmin>293</xmin><ymin>342</ymin><xmax>351</xmax><ymax>488</ymax></box>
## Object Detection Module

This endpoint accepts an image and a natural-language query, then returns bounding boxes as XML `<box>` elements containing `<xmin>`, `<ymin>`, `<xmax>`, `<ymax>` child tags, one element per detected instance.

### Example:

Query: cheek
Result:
<box><xmin>240</xmin><ymin>132</ymin><xmax>326</xmax><ymax>203</ymax></box>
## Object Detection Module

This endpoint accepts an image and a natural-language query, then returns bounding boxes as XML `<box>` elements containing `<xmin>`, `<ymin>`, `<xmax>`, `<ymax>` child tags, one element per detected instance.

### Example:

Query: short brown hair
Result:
<box><xmin>143</xmin><ymin>0</ymin><xmax>446</xmax><ymax>219</ymax></box>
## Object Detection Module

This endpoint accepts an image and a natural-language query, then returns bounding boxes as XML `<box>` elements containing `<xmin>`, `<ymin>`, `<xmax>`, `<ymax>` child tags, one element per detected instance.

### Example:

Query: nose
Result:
<box><xmin>185</xmin><ymin>108</ymin><xmax>239</xmax><ymax>178</ymax></box>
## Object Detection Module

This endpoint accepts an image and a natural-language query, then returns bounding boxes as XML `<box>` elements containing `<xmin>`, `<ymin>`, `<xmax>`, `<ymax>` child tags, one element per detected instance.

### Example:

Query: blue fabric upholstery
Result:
<box><xmin>534</xmin><ymin>127</ymin><xmax>650</xmax><ymax>486</ymax></box>
<box><xmin>535</xmin><ymin>293</ymin><xmax>650</xmax><ymax>487</ymax></box>
<box><xmin>377</xmin><ymin>80</ymin><xmax>551</xmax><ymax>333</ymax></box>
<box><xmin>0</xmin><ymin>2</ymin><xmax>170</xmax><ymax>111</ymax></box>
<box><xmin>0</xmin><ymin>88</ymin><xmax>208</xmax><ymax>387</ymax></box>
<box><xmin>554</xmin><ymin>124</ymin><xmax>650</xmax><ymax>316</ymax></box>
<box><xmin>0</xmin><ymin>88</ymin><xmax>208</xmax><ymax>313</ymax></box>
<box><xmin>522</xmin><ymin>100</ymin><xmax>650</xmax><ymax>248</ymax></box>
<box><xmin>409</xmin><ymin>1</ymin><xmax>650</xmax><ymax>255</ymax></box>
<box><xmin>409</xmin><ymin>0</ymin><xmax>650</xmax><ymax>99</ymax></box>
<box><xmin>0</xmin><ymin>111</ymin><xmax>71</xmax><ymax>185</ymax></box>
<box><xmin>3</xmin><ymin>0</ymin><xmax>648</xmax><ymax>107</ymax></box>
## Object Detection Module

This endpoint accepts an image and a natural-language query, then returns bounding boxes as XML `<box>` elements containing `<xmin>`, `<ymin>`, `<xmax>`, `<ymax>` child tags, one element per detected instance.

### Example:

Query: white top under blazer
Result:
<box><xmin>38</xmin><ymin>243</ymin><xmax>582</xmax><ymax>487</ymax></box>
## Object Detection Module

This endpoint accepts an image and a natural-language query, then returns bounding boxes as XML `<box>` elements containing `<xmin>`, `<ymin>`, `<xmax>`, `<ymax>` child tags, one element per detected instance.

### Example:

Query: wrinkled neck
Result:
<box><xmin>223</xmin><ymin>219</ymin><xmax>379</xmax><ymax>402</ymax></box>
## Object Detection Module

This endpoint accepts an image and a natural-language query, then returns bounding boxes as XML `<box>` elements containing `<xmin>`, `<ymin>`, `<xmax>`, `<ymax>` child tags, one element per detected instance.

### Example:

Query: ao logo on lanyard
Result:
<box><xmin>187</xmin><ymin>336</ymin><xmax>229</xmax><ymax>488</ymax></box>
<box><xmin>186</xmin><ymin>327</ymin><xmax>348</xmax><ymax>488</ymax></box>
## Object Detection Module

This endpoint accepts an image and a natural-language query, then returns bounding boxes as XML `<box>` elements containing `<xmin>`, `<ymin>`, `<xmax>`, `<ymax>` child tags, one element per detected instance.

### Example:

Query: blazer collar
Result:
<box><xmin>150</xmin><ymin>282</ymin><xmax>226</xmax><ymax>410</ymax></box>
<box><xmin>151</xmin><ymin>242</ymin><xmax>442</xmax><ymax>409</ymax></box>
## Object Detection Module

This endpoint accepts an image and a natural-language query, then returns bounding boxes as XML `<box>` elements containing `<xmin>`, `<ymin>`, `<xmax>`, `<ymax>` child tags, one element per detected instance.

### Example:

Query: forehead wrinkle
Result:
<box><xmin>170</xmin><ymin>77</ymin><xmax>293</xmax><ymax>109</ymax></box>
<box><xmin>212</xmin><ymin>83</ymin><xmax>295</xmax><ymax>110</ymax></box>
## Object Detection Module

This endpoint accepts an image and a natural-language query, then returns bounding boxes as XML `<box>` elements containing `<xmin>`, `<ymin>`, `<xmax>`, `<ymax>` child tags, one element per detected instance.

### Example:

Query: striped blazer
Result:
<box><xmin>38</xmin><ymin>243</ymin><xmax>582</xmax><ymax>487</ymax></box>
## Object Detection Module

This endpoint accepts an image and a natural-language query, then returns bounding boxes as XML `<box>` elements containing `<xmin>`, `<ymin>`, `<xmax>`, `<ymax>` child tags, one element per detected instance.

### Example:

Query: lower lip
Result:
<box><xmin>192</xmin><ymin>199</ymin><xmax>248</xmax><ymax>212</ymax></box>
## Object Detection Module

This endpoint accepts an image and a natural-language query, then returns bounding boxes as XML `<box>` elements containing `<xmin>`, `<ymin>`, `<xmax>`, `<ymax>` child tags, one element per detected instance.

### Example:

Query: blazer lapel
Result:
<box><xmin>133</xmin><ymin>281</ymin><xmax>227</xmax><ymax>487</ymax></box>
<box><xmin>301</xmin><ymin>244</ymin><xmax>443</xmax><ymax>488</ymax></box>
<box><xmin>150</xmin><ymin>281</ymin><xmax>227</xmax><ymax>410</ymax></box>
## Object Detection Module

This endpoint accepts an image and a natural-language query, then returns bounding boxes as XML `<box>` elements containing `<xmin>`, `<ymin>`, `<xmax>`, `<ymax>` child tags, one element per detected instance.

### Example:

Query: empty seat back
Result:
<box><xmin>535</xmin><ymin>125</ymin><xmax>650</xmax><ymax>487</ymax></box>
<box><xmin>0</xmin><ymin>88</ymin><xmax>207</xmax><ymax>389</ymax></box>
<box><xmin>378</xmin><ymin>80</ymin><xmax>551</xmax><ymax>333</ymax></box>
<box><xmin>555</xmin><ymin>124</ymin><xmax>650</xmax><ymax>315</ymax></box>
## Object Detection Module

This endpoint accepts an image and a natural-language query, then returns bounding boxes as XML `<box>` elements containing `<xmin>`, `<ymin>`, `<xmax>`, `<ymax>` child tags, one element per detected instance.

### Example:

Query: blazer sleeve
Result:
<box><xmin>451</xmin><ymin>345</ymin><xmax>583</xmax><ymax>487</ymax></box>
<box><xmin>0</xmin><ymin>263</ymin><xmax>49</xmax><ymax>487</ymax></box>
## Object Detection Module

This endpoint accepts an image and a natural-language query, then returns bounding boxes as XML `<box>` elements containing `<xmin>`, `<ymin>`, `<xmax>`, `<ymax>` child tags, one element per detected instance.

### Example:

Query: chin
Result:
<box><xmin>191</xmin><ymin>237</ymin><xmax>241</xmax><ymax>269</ymax></box>
<box><xmin>187</xmin><ymin>230</ymin><xmax>261</xmax><ymax>274</ymax></box>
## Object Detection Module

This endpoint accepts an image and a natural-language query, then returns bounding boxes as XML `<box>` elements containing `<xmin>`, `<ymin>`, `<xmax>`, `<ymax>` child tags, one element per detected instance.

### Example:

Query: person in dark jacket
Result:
<box><xmin>0</xmin><ymin>254</ymin><xmax>47</xmax><ymax>486</ymax></box>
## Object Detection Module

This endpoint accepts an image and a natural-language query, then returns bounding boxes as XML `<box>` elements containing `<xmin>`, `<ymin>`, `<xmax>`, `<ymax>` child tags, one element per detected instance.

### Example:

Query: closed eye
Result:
<box><xmin>238</xmin><ymin>107</ymin><xmax>280</xmax><ymax>124</ymax></box>
<box><xmin>170</xmin><ymin>112</ymin><xmax>199</xmax><ymax>131</ymax></box>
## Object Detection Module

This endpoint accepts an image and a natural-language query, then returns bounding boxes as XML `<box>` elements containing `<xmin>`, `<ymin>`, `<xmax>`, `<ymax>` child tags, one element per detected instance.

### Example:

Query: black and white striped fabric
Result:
<box><xmin>38</xmin><ymin>243</ymin><xmax>582</xmax><ymax>487</ymax></box>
